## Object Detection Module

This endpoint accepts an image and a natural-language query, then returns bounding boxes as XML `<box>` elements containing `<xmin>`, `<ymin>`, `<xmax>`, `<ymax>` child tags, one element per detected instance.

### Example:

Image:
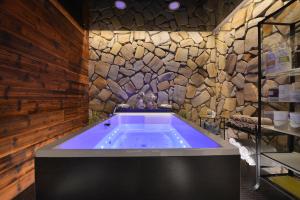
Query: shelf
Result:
<box><xmin>261</xmin><ymin>152</ymin><xmax>300</xmax><ymax>174</ymax></box>
<box><xmin>268</xmin><ymin>175</ymin><xmax>300</xmax><ymax>199</ymax></box>
<box><xmin>262</xmin><ymin>125</ymin><xmax>300</xmax><ymax>137</ymax></box>
<box><xmin>261</xmin><ymin>175</ymin><xmax>300</xmax><ymax>200</ymax></box>
<box><xmin>227</xmin><ymin>123</ymin><xmax>282</xmax><ymax>137</ymax></box>
<box><xmin>264</xmin><ymin>68</ymin><xmax>300</xmax><ymax>78</ymax></box>
<box><xmin>226</xmin><ymin>123</ymin><xmax>256</xmax><ymax>135</ymax></box>
<box><xmin>262</xmin><ymin>98</ymin><xmax>300</xmax><ymax>103</ymax></box>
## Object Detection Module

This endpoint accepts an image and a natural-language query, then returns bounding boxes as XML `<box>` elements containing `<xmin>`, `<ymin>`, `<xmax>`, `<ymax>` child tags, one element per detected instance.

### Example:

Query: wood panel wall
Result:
<box><xmin>0</xmin><ymin>0</ymin><xmax>89</xmax><ymax>199</ymax></box>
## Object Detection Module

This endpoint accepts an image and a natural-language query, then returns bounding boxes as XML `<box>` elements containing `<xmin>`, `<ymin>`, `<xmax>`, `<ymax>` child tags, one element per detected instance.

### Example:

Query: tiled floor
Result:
<box><xmin>14</xmin><ymin>161</ymin><xmax>289</xmax><ymax>200</ymax></box>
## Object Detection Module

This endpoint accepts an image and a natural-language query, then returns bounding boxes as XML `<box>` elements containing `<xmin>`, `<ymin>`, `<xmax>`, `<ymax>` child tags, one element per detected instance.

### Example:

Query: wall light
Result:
<box><xmin>115</xmin><ymin>0</ymin><xmax>127</xmax><ymax>10</ymax></box>
<box><xmin>168</xmin><ymin>1</ymin><xmax>180</xmax><ymax>11</ymax></box>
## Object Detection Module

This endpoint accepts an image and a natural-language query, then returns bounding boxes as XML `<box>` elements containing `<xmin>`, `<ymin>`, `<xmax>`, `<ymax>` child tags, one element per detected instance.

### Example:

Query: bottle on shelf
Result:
<box><xmin>289</xmin><ymin>112</ymin><xmax>300</xmax><ymax>131</ymax></box>
<box><xmin>277</xmin><ymin>42</ymin><xmax>291</xmax><ymax>71</ymax></box>
<box><xmin>294</xmin><ymin>45</ymin><xmax>300</xmax><ymax>68</ymax></box>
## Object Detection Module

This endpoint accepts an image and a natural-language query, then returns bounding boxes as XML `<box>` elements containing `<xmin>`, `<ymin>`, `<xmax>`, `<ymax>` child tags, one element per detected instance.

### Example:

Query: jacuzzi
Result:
<box><xmin>35</xmin><ymin>112</ymin><xmax>240</xmax><ymax>200</ymax></box>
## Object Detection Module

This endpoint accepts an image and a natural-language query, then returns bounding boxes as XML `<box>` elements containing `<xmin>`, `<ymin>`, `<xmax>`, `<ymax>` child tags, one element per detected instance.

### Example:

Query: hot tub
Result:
<box><xmin>35</xmin><ymin>112</ymin><xmax>240</xmax><ymax>200</ymax></box>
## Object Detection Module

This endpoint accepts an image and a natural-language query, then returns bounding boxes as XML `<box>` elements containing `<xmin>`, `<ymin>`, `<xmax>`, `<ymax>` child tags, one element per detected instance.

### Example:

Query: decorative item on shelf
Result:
<box><xmin>268</xmin><ymin>88</ymin><xmax>279</xmax><ymax>102</ymax></box>
<box><xmin>273</xmin><ymin>111</ymin><xmax>289</xmax><ymax>130</ymax></box>
<box><xmin>199</xmin><ymin>110</ymin><xmax>226</xmax><ymax>139</ymax></box>
<box><xmin>158</xmin><ymin>104</ymin><xmax>172</xmax><ymax>109</ymax></box>
<box><xmin>203</xmin><ymin>121</ymin><xmax>219</xmax><ymax>135</ymax></box>
<box><xmin>290</xmin><ymin>82</ymin><xmax>300</xmax><ymax>102</ymax></box>
<box><xmin>207</xmin><ymin>110</ymin><xmax>216</xmax><ymax>118</ymax></box>
<box><xmin>117</xmin><ymin>104</ymin><xmax>130</xmax><ymax>108</ymax></box>
<box><xmin>264</xmin><ymin>42</ymin><xmax>291</xmax><ymax>75</ymax></box>
<box><xmin>144</xmin><ymin>92</ymin><xmax>157</xmax><ymax>109</ymax></box>
<box><xmin>289</xmin><ymin>112</ymin><xmax>300</xmax><ymax>131</ymax></box>
<box><xmin>113</xmin><ymin>103</ymin><xmax>131</xmax><ymax>113</ymax></box>
<box><xmin>277</xmin><ymin>42</ymin><xmax>292</xmax><ymax>72</ymax></box>
<box><xmin>293</xmin><ymin>45</ymin><xmax>300</xmax><ymax>68</ymax></box>
<box><xmin>263</xmin><ymin>110</ymin><xmax>274</xmax><ymax>120</ymax></box>
<box><xmin>272</xmin><ymin>82</ymin><xmax>300</xmax><ymax>102</ymax></box>
<box><xmin>264</xmin><ymin>46</ymin><xmax>277</xmax><ymax>74</ymax></box>
<box><xmin>279</xmin><ymin>84</ymin><xmax>291</xmax><ymax>102</ymax></box>
<box><xmin>202</xmin><ymin>110</ymin><xmax>219</xmax><ymax>135</ymax></box>
<box><xmin>136</xmin><ymin>92</ymin><xmax>145</xmax><ymax>109</ymax></box>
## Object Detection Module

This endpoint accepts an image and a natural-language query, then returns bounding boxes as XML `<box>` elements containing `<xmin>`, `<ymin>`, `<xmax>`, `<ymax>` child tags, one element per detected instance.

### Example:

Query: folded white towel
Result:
<box><xmin>239</xmin><ymin>146</ymin><xmax>256</xmax><ymax>157</ymax></box>
<box><xmin>246</xmin><ymin>156</ymin><xmax>256</xmax><ymax>166</ymax></box>
<box><xmin>229</xmin><ymin>138</ymin><xmax>242</xmax><ymax>148</ymax></box>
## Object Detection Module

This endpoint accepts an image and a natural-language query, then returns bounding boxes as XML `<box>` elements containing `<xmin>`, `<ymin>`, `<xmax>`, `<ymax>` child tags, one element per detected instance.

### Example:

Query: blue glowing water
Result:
<box><xmin>95</xmin><ymin>124</ymin><xmax>190</xmax><ymax>149</ymax></box>
<box><xmin>56</xmin><ymin>113</ymin><xmax>220</xmax><ymax>149</ymax></box>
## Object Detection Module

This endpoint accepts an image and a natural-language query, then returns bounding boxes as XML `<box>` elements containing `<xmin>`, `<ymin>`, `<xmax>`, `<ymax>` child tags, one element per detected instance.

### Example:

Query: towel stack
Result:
<box><xmin>228</xmin><ymin>115</ymin><xmax>273</xmax><ymax>132</ymax></box>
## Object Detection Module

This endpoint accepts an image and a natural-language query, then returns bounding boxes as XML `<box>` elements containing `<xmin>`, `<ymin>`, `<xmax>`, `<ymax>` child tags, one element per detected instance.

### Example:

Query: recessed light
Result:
<box><xmin>168</xmin><ymin>1</ymin><xmax>180</xmax><ymax>11</ymax></box>
<box><xmin>115</xmin><ymin>0</ymin><xmax>126</xmax><ymax>10</ymax></box>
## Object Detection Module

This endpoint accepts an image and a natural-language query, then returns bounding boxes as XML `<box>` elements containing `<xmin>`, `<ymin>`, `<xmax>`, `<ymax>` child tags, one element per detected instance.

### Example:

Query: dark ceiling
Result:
<box><xmin>59</xmin><ymin>0</ymin><xmax>243</xmax><ymax>31</ymax></box>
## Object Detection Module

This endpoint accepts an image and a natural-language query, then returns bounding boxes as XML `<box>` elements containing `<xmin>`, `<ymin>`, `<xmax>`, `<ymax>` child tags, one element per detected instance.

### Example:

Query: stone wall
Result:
<box><xmin>214</xmin><ymin>0</ymin><xmax>289</xmax><ymax>119</ymax></box>
<box><xmin>89</xmin><ymin>30</ymin><xmax>217</xmax><ymax>123</ymax></box>
<box><xmin>88</xmin><ymin>0</ymin><xmax>297</xmax><ymax>125</ymax></box>
<box><xmin>215</xmin><ymin>0</ymin><xmax>300</xmax><ymax>147</ymax></box>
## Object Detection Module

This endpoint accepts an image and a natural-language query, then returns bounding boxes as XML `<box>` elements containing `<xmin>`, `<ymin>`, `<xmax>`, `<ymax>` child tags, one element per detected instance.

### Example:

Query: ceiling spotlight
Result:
<box><xmin>115</xmin><ymin>0</ymin><xmax>126</xmax><ymax>10</ymax></box>
<box><xmin>168</xmin><ymin>1</ymin><xmax>180</xmax><ymax>11</ymax></box>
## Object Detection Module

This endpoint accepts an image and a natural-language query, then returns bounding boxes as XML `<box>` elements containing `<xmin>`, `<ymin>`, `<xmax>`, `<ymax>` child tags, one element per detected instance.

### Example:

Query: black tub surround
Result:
<box><xmin>35</xmin><ymin>112</ymin><xmax>240</xmax><ymax>200</ymax></box>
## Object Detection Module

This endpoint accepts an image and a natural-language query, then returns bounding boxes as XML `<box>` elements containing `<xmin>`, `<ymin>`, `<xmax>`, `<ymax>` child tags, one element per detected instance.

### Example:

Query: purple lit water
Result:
<box><xmin>55</xmin><ymin>113</ymin><xmax>220</xmax><ymax>149</ymax></box>
<box><xmin>95</xmin><ymin>124</ymin><xmax>190</xmax><ymax>149</ymax></box>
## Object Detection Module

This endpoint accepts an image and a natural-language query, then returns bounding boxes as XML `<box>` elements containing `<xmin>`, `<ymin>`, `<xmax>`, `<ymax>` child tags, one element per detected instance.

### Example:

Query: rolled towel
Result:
<box><xmin>239</xmin><ymin>148</ymin><xmax>250</xmax><ymax>160</ymax></box>
<box><xmin>240</xmin><ymin>152</ymin><xmax>247</xmax><ymax>160</ymax></box>
<box><xmin>235</xmin><ymin>141</ymin><xmax>242</xmax><ymax>148</ymax></box>
<box><xmin>246</xmin><ymin>156</ymin><xmax>256</xmax><ymax>166</ymax></box>
<box><xmin>231</xmin><ymin>115</ymin><xmax>273</xmax><ymax>125</ymax></box>
<box><xmin>239</xmin><ymin>146</ymin><xmax>256</xmax><ymax>156</ymax></box>
<box><xmin>229</xmin><ymin>138</ymin><xmax>242</xmax><ymax>148</ymax></box>
<box><xmin>249</xmin><ymin>117</ymin><xmax>273</xmax><ymax>125</ymax></box>
<box><xmin>228</xmin><ymin>138</ymin><xmax>235</xmax><ymax>145</ymax></box>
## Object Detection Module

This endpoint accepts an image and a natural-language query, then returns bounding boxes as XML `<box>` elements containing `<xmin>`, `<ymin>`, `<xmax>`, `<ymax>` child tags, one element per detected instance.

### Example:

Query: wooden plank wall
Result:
<box><xmin>0</xmin><ymin>0</ymin><xmax>89</xmax><ymax>199</ymax></box>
